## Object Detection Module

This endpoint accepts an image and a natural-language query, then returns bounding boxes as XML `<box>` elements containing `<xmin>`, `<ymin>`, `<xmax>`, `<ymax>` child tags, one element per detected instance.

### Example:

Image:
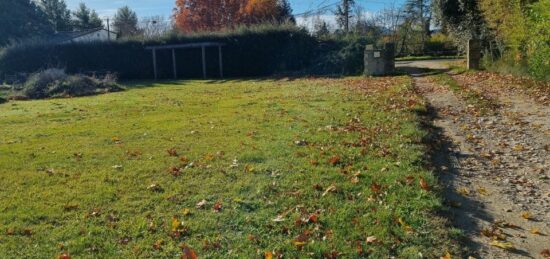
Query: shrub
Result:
<box><xmin>23</xmin><ymin>68</ymin><xmax>67</xmax><ymax>99</ymax></box>
<box><xmin>0</xmin><ymin>25</ymin><xmax>317</xmax><ymax>79</ymax></box>
<box><xmin>21</xmin><ymin>69</ymin><xmax>123</xmax><ymax>99</ymax></box>
<box><xmin>0</xmin><ymin>96</ymin><xmax>6</xmax><ymax>104</ymax></box>
<box><xmin>308</xmin><ymin>35</ymin><xmax>374</xmax><ymax>75</ymax></box>
<box><xmin>526</xmin><ymin>0</ymin><xmax>550</xmax><ymax>81</ymax></box>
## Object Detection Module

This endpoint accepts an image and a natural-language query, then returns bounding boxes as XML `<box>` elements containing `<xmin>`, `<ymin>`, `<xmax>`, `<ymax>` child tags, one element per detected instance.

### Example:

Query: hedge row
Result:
<box><xmin>0</xmin><ymin>25</ymin><xmax>317</xmax><ymax>79</ymax></box>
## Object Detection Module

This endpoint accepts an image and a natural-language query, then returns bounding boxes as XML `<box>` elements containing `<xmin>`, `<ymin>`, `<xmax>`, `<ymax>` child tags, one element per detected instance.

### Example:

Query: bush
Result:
<box><xmin>0</xmin><ymin>96</ymin><xmax>6</xmax><ymax>104</ymax></box>
<box><xmin>22</xmin><ymin>69</ymin><xmax>123</xmax><ymax>99</ymax></box>
<box><xmin>308</xmin><ymin>35</ymin><xmax>375</xmax><ymax>75</ymax></box>
<box><xmin>0</xmin><ymin>25</ymin><xmax>317</xmax><ymax>79</ymax></box>
<box><xmin>23</xmin><ymin>68</ymin><xmax>67</xmax><ymax>99</ymax></box>
<box><xmin>526</xmin><ymin>0</ymin><xmax>550</xmax><ymax>81</ymax></box>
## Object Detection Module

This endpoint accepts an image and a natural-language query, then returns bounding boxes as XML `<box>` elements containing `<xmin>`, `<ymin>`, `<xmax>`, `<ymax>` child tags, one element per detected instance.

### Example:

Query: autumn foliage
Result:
<box><xmin>174</xmin><ymin>0</ymin><xmax>292</xmax><ymax>32</ymax></box>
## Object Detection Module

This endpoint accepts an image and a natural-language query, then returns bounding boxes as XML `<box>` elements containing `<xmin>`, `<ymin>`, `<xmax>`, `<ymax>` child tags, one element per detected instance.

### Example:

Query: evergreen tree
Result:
<box><xmin>113</xmin><ymin>6</ymin><xmax>139</xmax><ymax>38</ymax></box>
<box><xmin>276</xmin><ymin>0</ymin><xmax>296</xmax><ymax>24</ymax></box>
<box><xmin>73</xmin><ymin>3</ymin><xmax>103</xmax><ymax>30</ymax></box>
<box><xmin>314</xmin><ymin>21</ymin><xmax>330</xmax><ymax>38</ymax></box>
<box><xmin>334</xmin><ymin>0</ymin><xmax>355</xmax><ymax>32</ymax></box>
<box><xmin>0</xmin><ymin>0</ymin><xmax>52</xmax><ymax>46</ymax></box>
<box><xmin>40</xmin><ymin>0</ymin><xmax>73</xmax><ymax>31</ymax></box>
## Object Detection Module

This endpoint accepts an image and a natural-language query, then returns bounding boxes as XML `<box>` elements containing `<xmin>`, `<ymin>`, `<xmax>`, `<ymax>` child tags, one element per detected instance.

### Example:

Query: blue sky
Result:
<box><xmin>65</xmin><ymin>0</ymin><xmax>403</xmax><ymax>18</ymax></box>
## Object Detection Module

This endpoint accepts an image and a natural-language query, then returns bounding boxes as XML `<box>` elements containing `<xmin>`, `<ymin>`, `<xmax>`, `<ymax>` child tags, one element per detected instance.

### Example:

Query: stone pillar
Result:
<box><xmin>364</xmin><ymin>44</ymin><xmax>384</xmax><ymax>76</ymax></box>
<box><xmin>383</xmin><ymin>43</ymin><xmax>395</xmax><ymax>74</ymax></box>
<box><xmin>467</xmin><ymin>39</ymin><xmax>481</xmax><ymax>70</ymax></box>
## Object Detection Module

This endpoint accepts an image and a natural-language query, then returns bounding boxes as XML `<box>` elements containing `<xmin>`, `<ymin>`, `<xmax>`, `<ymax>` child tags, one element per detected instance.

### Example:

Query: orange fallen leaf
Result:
<box><xmin>419</xmin><ymin>177</ymin><xmax>430</xmax><ymax>191</ymax></box>
<box><xmin>371</xmin><ymin>183</ymin><xmax>382</xmax><ymax>193</ymax></box>
<box><xmin>264</xmin><ymin>251</ymin><xmax>273</xmax><ymax>259</ymax></box>
<box><xmin>181</xmin><ymin>244</ymin><xmax>198</xmax><ymax>259</ymax></box>
<box><xmin>328</xmin><ymin>156</ymin><xmax>341</xmax><ymax>166</ymax></box>
<box><xmin>440</xmin><ymin>251</ymin><xmax>451</xmax><ymax>259</ymax></box>
<box><xmin>213</xmin><ymin>202</ymin><xmax>222</xmax><ymax>212</ymax></box>
<box><xmin>521</xmin><ymin>211</ymin><xmax>532</xmax><ymax>220</ymax></box>
<box><xmin>530</xmin><ymin>228</ymin><xmax>542</xmax><ymax>235</ymax></box>
<box><xmin>308</xmin><ymin>214</ymin><xmax>319</xmax><ymax>223</ymax></box>
<box><xmin>58</xmin><ymin>253</ymin><xmax>70</xmax><ymax>259</ymax></box>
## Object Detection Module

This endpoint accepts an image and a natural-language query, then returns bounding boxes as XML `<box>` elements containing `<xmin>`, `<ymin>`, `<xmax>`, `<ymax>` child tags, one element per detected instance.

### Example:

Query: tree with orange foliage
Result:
<box><xmin>174</xmin><ymin>0</ymin><xmax>294</xmax><ymax>32</ymax></box>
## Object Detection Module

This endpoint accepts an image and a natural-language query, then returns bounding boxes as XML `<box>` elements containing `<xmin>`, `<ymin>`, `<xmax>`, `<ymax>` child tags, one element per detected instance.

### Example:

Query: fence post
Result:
<box><xmin>467</xmin><ymin>39</ymin><xmax>481</xmax><ymax>70</ymax></box>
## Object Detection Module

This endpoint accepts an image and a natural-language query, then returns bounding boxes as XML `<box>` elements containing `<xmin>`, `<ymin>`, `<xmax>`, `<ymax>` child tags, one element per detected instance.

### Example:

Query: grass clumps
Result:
<box><xmin>431</xmin><ymin>73</ymin><xmax>497</xmax><ymax>113</ymax></box>
<box><xmin>22</xmin><ymin>69</ymin><xmax>123</xmax><ymax>99</ymax></box>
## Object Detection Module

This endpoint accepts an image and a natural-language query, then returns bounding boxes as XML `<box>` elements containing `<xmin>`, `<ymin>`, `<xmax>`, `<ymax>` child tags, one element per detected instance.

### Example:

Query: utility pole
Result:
<box><xmin>105</xmin><ymin>17</ymin><xmax>111</xmax><ymax>41</ymax></box>
<box><xmin>344</xmin><ymin>0</ymin><xmax>349</xmax><ymax>33</ymax></box>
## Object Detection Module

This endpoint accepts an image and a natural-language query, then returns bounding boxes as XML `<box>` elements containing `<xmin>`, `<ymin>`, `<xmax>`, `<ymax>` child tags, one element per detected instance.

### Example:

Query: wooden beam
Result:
<box><xmin>145</xmin><ymin>42</ymin><xmax>225</xmax><ymax>50</ymax></box>
<box><xmin>218</xmin><ymin>46</ymin><xmax>223</xmax><ymax>78</ymax></box>
<box><xmin>201</xmin><ymin>46</ymin><xmax>206</xmax><ymax>79</ymax></box>
<box><xmin>152</xmin><ymin>49</ymin><xmax>157</xmax><ymax>80</ymax></box>
<box><xmin>172</xmin><ymin>48</ymin><xmax>177</xmax><ymax>79</ymax></box>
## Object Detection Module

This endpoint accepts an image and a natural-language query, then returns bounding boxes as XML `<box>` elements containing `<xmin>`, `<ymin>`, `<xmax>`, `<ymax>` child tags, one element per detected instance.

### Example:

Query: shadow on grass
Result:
<box><xmin>120</xmin><ymin>74</ymin><xmax>348</xmax><ymax>88</ymax></box>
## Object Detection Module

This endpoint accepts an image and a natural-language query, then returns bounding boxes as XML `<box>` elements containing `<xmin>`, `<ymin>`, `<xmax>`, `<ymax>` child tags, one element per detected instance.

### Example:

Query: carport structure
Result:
<box><xmin>146</xmin><ymin>42</ymin><xmax>225</xmax><ymax>80</ymax></box>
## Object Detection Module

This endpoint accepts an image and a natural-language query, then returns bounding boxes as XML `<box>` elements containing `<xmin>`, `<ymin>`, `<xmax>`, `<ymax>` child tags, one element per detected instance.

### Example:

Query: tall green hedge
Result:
<box><xmin>0</xmin><ymin>25</ymin><xmax>317</xmax><ymax>79</ymax></box>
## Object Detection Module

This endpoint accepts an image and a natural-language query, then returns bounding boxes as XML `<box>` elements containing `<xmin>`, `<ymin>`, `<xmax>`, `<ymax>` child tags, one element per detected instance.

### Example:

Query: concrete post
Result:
<box><xmin>467</xmin><ymin>39</ymin><xmax>481</xmax><ymax>70</ymax></box>
<box><xmin>383</xmin><ymin>43</ymin><xmax>395</xmax><ymax>74</ymax></box>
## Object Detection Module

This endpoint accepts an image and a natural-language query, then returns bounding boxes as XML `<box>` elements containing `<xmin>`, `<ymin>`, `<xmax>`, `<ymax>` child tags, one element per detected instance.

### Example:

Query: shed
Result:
<box><xmin>146</xmin><ymin>42</ymin><xmax>226</xmax><ymax>80</ymax></box>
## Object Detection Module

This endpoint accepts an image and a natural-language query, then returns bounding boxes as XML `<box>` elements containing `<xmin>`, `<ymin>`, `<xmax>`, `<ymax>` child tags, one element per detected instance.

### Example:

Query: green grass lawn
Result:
<box><xmin>0</xmin><ymin>77</ymin><xmax>455</xmax><ymax>258</ymax></box>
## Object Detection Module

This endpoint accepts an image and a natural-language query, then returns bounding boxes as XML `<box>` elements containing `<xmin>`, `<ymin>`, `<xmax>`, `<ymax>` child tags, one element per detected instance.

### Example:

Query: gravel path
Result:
<box><xmin>398</xmin><ymin>60</ymin><xmax>550</xmax><ymax>258</ymax></box>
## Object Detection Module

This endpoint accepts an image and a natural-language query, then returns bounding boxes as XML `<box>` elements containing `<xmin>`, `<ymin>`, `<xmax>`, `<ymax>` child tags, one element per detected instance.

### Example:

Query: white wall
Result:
<box><xmin>69</xmin><ymin>30</ymin><xmax>117</xmax><ymax>43</ymax></box>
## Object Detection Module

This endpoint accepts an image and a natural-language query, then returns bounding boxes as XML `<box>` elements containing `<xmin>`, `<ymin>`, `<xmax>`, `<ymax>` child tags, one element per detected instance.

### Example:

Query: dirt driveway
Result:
<box><xmin>399</xmin><ymin>59</ymin><xmax>550</xmax><ymax>258</ymax></box>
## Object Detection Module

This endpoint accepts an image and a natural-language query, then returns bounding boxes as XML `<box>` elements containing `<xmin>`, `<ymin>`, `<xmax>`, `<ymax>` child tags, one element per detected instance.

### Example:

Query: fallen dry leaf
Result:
<box><xmin>490</xmin><ymin>240</ymin><xmax>514</xmax><ymax>250</ymax></box>
<box><xmin>322</xmin><ymin>184</ymin><xmax>337</xmax><ymax>197</ymax></box>
<box><xmin>371</xmin><ymin>183</ymin><xmax>382</xmax><ymax>193</ymax></box>
<box><xmin>541</xmin><ymin>249</ymin><xmax>550</xmax><ymax>258</ymax></box>
<box><xmin>264</xmin><ymin>251</ymin><xmax>273</xmax><ymax>259</ymax></box>
<box><xmin>419</xmin><ymin>177</ymin><xmax>430</xmax><ymax>191</ymax></box>
<box><xmin>196</xmin><ymin>199</ymin><xmax>207</xmax><ymax>209</ymax></box>
<box><xmin>153</xmin><ymin>239</ymin><xmax>163</xmax><ymax>250</ymax></box>
<box><xmin>458</xmin><ymin>188</ymin><xmax>471</xmax><ymax>196</ymax></box>
<box><xmin>213</xmin><ymin>202</ymin><xmax>222</xmax><ymax>212</ymax></box>
<box><xmin>181</xmin><ymin>244</ymin><xmax>198</xmax><ymax>259</ymax></box>
<box><xmin>477</xmin><ymin>187</ymin><xmax>488</xmax><ymax>195</ymax></box>
<box><xmin>167</xmin><ymin>148</ymin><xmax>178</xmax><ymax>157</ymax></box>
<box><xmin>440</xmin><ymin>251</ymin><xmax>451</xmax><ymax>259</ymax></box>
<box><xmin>182</xmin><ymin>208</ymin><xmax>191</xmax><ymax>216</ymax></box>
<box><xmin>328</xmin><ymin>155</ymin><xmax>341</xmax><ymax>166</ymax></box>
<box><xmin>366</xmin><ymin>236</ymin><xmax>377</xmax><ymax>244</ymax></box>
<box><xmin>530</xmin><ymin>228</ymin><xmax>542</xmax><ymax>235</ymax></box>
<box><xmin>244</xmin><ymin>164</ymin><xmax>254</xmax><ymax>173</ymax></box>
<box><xmin>521</xmin><ymin>211</ymin><xmax>532</xmax><ymax>220</ymax></box>
<box><xmin>58</xmin><ymin>253</ymin><xmax>70</xmax><ymax>259</ymax></box>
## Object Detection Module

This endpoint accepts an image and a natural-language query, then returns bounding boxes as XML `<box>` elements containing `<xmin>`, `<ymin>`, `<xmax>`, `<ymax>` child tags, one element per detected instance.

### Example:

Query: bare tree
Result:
<box><xmin>139</xmin><ymin>16</ymin><xmax>173</xmax><ymax>40</ymax></box>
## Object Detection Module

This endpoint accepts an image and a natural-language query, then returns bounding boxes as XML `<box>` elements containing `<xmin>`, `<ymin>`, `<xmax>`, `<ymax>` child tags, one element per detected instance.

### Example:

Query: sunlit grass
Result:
<box><xmin>0</xmin><ymin>77</ymin><xmax>455</xmax><ymax>257</ymax></box>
